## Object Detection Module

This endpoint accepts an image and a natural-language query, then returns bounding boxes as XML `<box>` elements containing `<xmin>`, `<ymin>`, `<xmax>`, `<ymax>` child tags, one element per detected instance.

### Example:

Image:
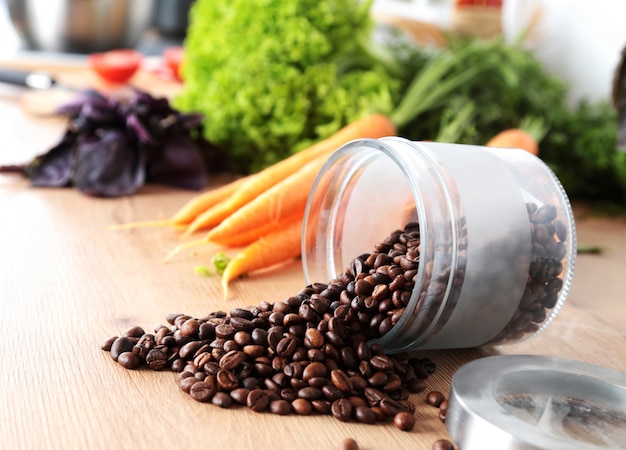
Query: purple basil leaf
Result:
<box><xmin>55</xmin><ymin>89</ymin><xmax>108</xmax><ymax>118</ymax></box>
<box><xmin>72</xmin><ymin>129</ymin><xmax>145</xmax><ymax>197</ymax></box>
<box><xmin>147</xmin><ymin>135</ymin><xmax>207</xmax><ymax>190</ymax></box>
<box><xmin>26</xmin><ymin>130</ymin><xmax>75</xmax><ymax>187</ymax></box>
<box><xmin>126</xmin><ymin>113</ymin><xmax>156</xmax><ymax>145</ymax></box>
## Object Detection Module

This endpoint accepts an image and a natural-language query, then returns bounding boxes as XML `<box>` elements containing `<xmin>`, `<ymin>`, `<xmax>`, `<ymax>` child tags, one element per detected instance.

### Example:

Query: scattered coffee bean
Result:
<box><xmin>427</xmin><ymin>391</ymin><xmax>446</xmax><ymax>408</ymax></box>
<box><xmin>433</xmin><ymin>439</ymin><xmax>454</xmax><ymax>450</ymax></box>
<box><xmin>341</xmin><ymin>438</ymin><xmax>359</xmax><ymax>450</ymax></box>
<box><xmin>393</xmin><ymin>411</ymin><xmax>415</xmax><ymax>431</ymax></box>
<box><xmin>438</xmin><ymin>399</ymin><xmax>449</xmax><ymax>423</ymax></box>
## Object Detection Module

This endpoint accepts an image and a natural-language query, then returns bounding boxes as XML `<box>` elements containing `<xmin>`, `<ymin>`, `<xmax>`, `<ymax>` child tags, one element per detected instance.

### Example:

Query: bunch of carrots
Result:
<box><xmin>127</xmin><ymin>113</ymin><xmax>398</xmax><ymax>298</ymax></box>
<box><xmin>119</xmin><ymin>113</ymin><xmax>537</xmax><ymax>299</ymax></box>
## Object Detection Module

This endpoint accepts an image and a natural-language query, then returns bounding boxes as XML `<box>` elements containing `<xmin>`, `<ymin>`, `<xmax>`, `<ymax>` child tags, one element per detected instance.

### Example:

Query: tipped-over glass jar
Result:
<box><xmin>302</xmin><ymin>138</ymin><xmax>576</xmax><ymax>352</ymax></box>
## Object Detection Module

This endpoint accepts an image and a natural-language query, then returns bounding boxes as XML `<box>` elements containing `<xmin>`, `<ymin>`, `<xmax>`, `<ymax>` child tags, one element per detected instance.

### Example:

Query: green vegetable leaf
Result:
<box><xmin>211</xmin><ymin>252</ymin><xmax>232</xmax><ymax>275</ymax></box>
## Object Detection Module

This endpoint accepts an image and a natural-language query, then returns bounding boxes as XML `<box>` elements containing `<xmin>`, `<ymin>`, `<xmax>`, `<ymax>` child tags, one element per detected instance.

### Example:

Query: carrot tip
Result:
<box><xmin>162</xmin><ymin>238</ymin><xmax>209</xmax><ymax>264</ymax></box>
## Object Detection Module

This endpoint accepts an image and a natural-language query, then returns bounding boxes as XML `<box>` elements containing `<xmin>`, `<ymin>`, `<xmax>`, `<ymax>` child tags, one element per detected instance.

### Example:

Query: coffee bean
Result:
<box><xmin>354</xmin><ymin>405</ymin><xmax>377</xmax><ymax>424</ymax></box>
<box><xmin>311</xmin><ymin>399</ymin><xmax>332</xmax><ymax>415</ymax></box>
<box><xmin>304</xmin><ymin>327</ymin><xmax>325</xmax><ymax>349</ymax></box>
<box><xmin>198</xmin><ymin>322</ymin><xmax>216</xmax><ymax>340</ymax></box>
<box><xmin>190</xmin><ymin>380</ymin><xmax>216</xmax><ymax>403</ymax></box>
<box><xmin>276</xmin><ymin>335</ymin><xmax>297</xmax><ymax>357</ymax></box>
<box><xmin>341</xmin><ymin>438</ymin><xmax>359</xmax><ymax>450</ymax></box>
<box><xmin>364</xmin><ymin>387</ymin><xmax>385</xmax><ymax>406</ymax></box>
<box><xmin>393</xmin><ymin>411</ymin><xmax>415</xmax><ymax>431</ymax></box>
<box><xmin>180</xmin><ymin>318</ymin><xmax>200</xmax><ymax>338</ymax></box>
<box><xmin>101</xmin><ymin>336</ymin><xmax>117</xmax><ymax>352</ymax></box>
<box><xmin>109</xmin><ymin>336</ymin><xmax>136</xmax><ymax>361</ymax></box>
<box><xmin>432</xmin><ymin>439</ymin><xmax>454</xmax><ymax>450</ymax></box>
<box><xmin>219</xmin><ymin>350</ymin><xmax>244</xmax><ymax>371</ymax></box>
<box><xmin>370</xmin><ymin>355</ymin><xmax>394</xmax><ymax>371</ymax></box>
<box><xmin>368</xmin><ymin>371</ymin><xmax>388</xmax><ymax>387</ymax></box>
<box><xmin>380</xmin><ymin>397</ymin><xmax>411</xmax><ymax>417</ymax></box>
<box><xmin>230</xmin><ymin>316</ymin><xmax>254</xmax><ymax>332</ymax></box>
<box><xmin>371</xmin><ymin>406</ymin><xmax>387</xmax><ymax>422</ymax></box>
<box><xmin>270</xmin><ymin>399</ymin><xmax>292</xmax><ymax>415</ymax></box>
<box><xmin>292</xmin><ymin>398</ymin><xmax>313</xmax><ymax>415</ymax></box>
<box><xmin>216</xmin><ymin>369</ymin><xmax>239</xmax><ymax>391</ymax></box>
<box><xmin>427</xmin><ymin>391</ymin><xmax>446</xmax><ymax>407</ymax></box>
<box><xmin>247</xmin><ymin>389</ymin><xmax>270</xmax><ymax>412</ymax></box>
<box><xmin>330</xmin><ymin>369</ymin><xmax>353</xmax><ymax>392</ymax></box>
<box><xmin>146</xmin><ymin>347</ymin><xmax>169</xmax><ymax>371</ymax></box>
<box><xmin>211</xmin><ymin>391</ymin><xmax>233</xmax><ymax>408</ymax></box>
<box><xmin>298</xmin><ymin>386</ymin><xmax>323</xmax><ymax>400</ymax></box>
<box><xmin>117</xmin><ymin>351</ymin><xmax>141</xmax><ymax>369</ymax></box>
<box><xmin>122</xmin><ymin>326</ymin><xmax>144</xmax><ymax>338</ymax></box>
<box><xmin>438</xmin><ymin>399</ymin><xmax>449</xmax><ymax>423</ymax></box>
<box><xmin>179</xmin><ymin>376</ymin><xmax>199</xmax><ymax>393</ymax></box>
<box><xmin>407</xmin><ymin>378</ymin><xmax>427</xmax><ymax>393</ymax></box>
<box><xmin>230</xmin><ymin>387</ymin><xmax>250</xmax><ymax>405</ymax></box>
<box><xmin>331</xmin><ymin>398</ymin><xmax>353</xmax><ymax>422</ymax></box>
<box><xmin>303</xmin><ymin>361</ymin><xmax>327</xmax><ymax>381</ymax></box>
<box><xmin>350</xmin><ymin>375</ymin><xmax>368</xmax><ymax>391</ymax></box>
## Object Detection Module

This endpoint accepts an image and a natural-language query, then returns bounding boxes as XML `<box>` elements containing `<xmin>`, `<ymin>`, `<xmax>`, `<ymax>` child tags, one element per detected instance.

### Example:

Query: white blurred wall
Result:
<box><xmin>503</xmin><ymin>0</ymin><xmax>626</xmax><ymax>105</ymax></box>
<box><xmin>0</xmin><ymin>0</ymin><xmax>20</xmax><ymax>59</ymax></box>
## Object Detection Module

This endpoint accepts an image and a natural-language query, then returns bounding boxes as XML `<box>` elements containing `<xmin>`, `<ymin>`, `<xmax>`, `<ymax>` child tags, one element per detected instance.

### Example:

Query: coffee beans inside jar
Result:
<box><xmin>302</xmin><ymin>138</ymin><xmax>576</xmax><ymax>352</ymax></box>
<box><xmin>102</xmin><ymin>223</ymin><xmax>451</xmax><ymax>431</ymax></box>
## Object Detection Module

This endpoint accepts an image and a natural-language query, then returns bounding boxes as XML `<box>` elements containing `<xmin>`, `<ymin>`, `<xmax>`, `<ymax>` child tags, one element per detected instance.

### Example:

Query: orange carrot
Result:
<box><xmin>182</xmin><ymin>196</ymin><xmax>239</xmax><ymax>236</ymax></box>
<box><xmin>183</xmin><ymin>113</ymin><xmax>397</xmax><ymax>236</ymax></box>
<box><xmin>206</xmin><ymin>153</ymin><xmax>328</xmax><ymax>245</ymax></box>
<box><xmin>170</xmin><ymin>175</ymin><xmax>251</xmax><ymax>225</ymax></box>
<box><xmin>221</xmin><ymin>218</ymin><xmax>303</xmax><ymax>298</ymax></box>
<box><xmin>486</xmin><ymin>128</ymin><xmax>539</xmax><ymax>156</ymax></box>
<box><xmin>211</xmin><ymin>213</ymin><xmax>301</xmax><ymax>248</ymax></box>
<box><xmin>107</xmin><ymin>176</ymin><xmax>251</xmax><ymax>231</ymax></box>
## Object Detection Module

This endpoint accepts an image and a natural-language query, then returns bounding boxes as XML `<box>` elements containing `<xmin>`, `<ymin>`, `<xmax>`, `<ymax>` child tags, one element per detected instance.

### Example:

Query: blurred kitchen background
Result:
<box><xmin>0</xmin><ymin>0</ymin><xmax>192</xmax><ymax>56</ymax></box>
<box><xmin>1</xmin><ymin>0</ymin><xmax>626</xmax><ymax>105</ymax></box>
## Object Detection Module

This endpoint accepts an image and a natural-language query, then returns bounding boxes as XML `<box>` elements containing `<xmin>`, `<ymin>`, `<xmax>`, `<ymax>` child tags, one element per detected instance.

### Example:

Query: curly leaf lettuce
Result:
<box><xmin>175</xmin><ymin>0</ymin><xmax>400</xmax><ymax>173</ymax></box>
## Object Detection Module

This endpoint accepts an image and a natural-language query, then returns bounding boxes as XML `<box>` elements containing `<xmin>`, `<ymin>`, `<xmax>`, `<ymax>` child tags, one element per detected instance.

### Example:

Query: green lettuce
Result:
<box><xmin>175</xmin><ymin>0</ymin><xmax>400</xmax><ymax>173</ymax></box>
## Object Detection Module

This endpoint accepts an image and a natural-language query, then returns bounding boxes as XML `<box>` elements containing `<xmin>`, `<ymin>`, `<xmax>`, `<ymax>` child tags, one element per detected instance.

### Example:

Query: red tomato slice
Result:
<box><xmin>163</xmin><ymin>46</ymin><xmax>184</xmax><ymax>82</ymax></box>
<box><xmin>88</xmin><ymin>49</ymin><xmax>143</xmax><ymax>84</ymax></box>
<box><xmin>456</xmin><ymin>0</ymin><xmax>502</xmax><ymax>7</ymax></box>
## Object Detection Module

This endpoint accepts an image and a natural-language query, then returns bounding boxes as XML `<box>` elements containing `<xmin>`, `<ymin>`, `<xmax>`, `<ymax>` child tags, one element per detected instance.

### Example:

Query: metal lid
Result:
<box><xmin>446</xmin><ymin>355</ymin><xmax>626</xmax><ymax>449</ymax></box>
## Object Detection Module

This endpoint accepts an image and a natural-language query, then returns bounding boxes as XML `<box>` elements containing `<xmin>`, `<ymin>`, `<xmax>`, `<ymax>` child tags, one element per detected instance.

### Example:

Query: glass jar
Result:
<box><xmin>302</xmin><ymin>137</ymin><xmax>576</xmax><ymax>352</ymax></box>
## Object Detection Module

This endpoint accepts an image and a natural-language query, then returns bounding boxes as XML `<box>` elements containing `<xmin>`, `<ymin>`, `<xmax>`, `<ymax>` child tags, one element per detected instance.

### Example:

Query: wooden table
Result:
<box><xmin>1</xmin><ymin>55</ymin><xmax>625</xmax><ymax>450</ymax></box>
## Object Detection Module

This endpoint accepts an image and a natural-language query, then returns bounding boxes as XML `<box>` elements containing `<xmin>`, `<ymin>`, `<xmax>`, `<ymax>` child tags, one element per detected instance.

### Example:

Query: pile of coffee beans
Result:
<box><xmin>102</xmin><ymin>201</ymin><xmax>568</xmax><ymax>441</ymax></box>
<box><xmin>103</xmin><ymin>222</ymin><xmax>439</xmax><ymax>430</ymax></box>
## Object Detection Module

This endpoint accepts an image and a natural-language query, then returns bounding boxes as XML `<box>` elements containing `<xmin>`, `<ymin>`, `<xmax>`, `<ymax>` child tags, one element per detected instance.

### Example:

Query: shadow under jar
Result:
<box><xmin>302</xmin><ymin>138</ymin><xmax>576</xmax><ymax>352</ymax></box>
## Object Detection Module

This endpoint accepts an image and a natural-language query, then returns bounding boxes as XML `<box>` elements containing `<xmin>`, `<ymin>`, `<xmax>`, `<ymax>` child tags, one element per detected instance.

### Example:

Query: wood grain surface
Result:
<box><xmin>1</xmin><ymin>55</ymin><xmax>625</xmax><ymax>450</ymax></box>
